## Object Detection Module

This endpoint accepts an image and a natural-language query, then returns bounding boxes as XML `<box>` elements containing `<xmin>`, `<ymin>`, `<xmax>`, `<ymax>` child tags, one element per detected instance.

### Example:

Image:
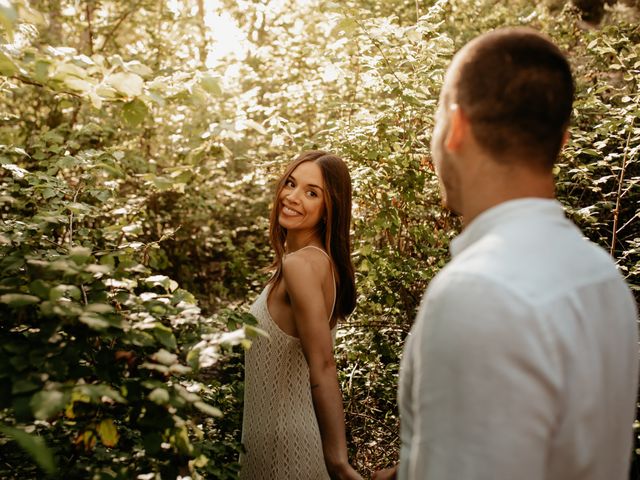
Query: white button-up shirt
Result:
<box><xmin>398</xmin><ymin>198</ymin><xmax>638</xmax><ymax>480</ymax></box>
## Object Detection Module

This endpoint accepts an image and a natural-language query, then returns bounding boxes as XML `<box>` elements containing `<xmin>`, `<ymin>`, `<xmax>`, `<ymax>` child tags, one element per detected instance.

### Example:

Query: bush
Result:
<box><xmin>1</xmin><ymin>0</ymin><xmax>637</xmax><ymax>478</ymax></box>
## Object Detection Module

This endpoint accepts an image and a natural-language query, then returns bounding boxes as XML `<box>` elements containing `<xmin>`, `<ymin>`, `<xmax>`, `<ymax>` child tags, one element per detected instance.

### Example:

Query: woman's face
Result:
<box><xmin>278</xmin><ymin>161</ymin><xmax>326</xmax><ymax>234</ymax></box>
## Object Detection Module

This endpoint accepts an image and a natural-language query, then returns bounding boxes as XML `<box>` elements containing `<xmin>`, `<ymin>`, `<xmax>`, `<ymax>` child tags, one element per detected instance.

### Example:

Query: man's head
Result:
<box><xmin>431</xmin><ymin>27</ymin><xmax>574</xmax><ymax>217</ymax></box>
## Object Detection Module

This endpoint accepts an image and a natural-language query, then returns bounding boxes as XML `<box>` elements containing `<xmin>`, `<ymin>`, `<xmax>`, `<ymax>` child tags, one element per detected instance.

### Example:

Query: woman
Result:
<box><xmin>240</xmin><ymin>151</ymin><xmax>362</xmax><ymax>480</ymax></box>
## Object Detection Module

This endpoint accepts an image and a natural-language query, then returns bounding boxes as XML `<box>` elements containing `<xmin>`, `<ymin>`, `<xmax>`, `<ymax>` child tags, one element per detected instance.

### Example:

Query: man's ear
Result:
<box><xmin>445</xmin><ymin>104</ymin><xmax>468</xmax><ymax>152</ymax></box>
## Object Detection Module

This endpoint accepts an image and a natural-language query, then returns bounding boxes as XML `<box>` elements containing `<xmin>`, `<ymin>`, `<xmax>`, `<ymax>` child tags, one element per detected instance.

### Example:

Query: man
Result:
<box><xmin>374</xmin><ymin>27</ymin><xmax>638</xmax><ymax>480</ymax></box>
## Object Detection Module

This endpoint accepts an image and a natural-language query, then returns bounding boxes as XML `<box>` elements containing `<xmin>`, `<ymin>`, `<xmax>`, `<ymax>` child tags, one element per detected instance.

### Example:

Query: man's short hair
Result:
<box><xmin>454</xmin><ymin>28</ymin><xmax>574</xmax><ymax>168</ymax></box>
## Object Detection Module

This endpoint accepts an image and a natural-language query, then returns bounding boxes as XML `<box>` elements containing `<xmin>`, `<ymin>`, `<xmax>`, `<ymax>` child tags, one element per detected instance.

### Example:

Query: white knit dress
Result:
<box><xmin>240</xmin><ymin>249</ymin><xmax>335</xmax><ymax>480</ymax></box>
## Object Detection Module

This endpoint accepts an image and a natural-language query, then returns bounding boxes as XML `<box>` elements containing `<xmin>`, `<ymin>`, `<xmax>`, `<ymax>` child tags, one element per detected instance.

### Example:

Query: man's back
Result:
<box><xmin>398</xmin><ymin>198</ymin><xmax>638</xmax><ymax>480</ymax></box>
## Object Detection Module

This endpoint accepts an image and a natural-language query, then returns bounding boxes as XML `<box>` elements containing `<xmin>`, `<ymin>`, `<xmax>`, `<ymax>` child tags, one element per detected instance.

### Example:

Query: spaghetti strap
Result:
<box><xmin>295</xmin><ymin>245</ymin><xmax>331</xmax><ymax>260</ymax></box>
<box><xmin>289</xmin><ymin>245</ymin><xmax>337</xmax><ymax>321</ymax></box>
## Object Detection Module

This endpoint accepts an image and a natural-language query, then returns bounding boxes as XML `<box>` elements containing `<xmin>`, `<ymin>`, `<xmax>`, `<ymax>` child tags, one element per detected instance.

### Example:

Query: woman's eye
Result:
<box><xmin>307</xmin><ymin>191</ymin><xmax>317</xmax><ymax>198</ymax></box>
<box><xmin>285</xmin><ymin>179</ymin><xmax>294</xmax><ymax>188</ymax></box>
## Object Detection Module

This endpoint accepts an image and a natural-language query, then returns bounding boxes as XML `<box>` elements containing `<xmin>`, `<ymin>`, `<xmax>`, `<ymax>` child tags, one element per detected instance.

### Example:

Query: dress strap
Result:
<box><xmin>291</xmin><ymin>246</ymin><xmax>337</xmax><ymax>321</ymax></box>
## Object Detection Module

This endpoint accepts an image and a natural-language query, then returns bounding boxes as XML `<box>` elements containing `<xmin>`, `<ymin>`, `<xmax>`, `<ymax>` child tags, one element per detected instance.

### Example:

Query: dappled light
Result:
<box><xmin>0</xmin><ymin>0</ymin><xmax>638</xmax><ymax>478</ymax></box>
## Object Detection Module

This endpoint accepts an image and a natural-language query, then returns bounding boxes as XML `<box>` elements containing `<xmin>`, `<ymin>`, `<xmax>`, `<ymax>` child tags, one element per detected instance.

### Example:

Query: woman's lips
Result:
<box><xmin>282</xmin><ymin>205</ymin><xmax>302</xmax><ymax>216</ymax></box>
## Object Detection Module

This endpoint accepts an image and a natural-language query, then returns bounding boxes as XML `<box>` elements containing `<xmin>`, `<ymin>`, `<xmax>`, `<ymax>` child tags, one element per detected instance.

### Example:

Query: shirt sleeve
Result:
<box><xmin>401</xmin><ymin>271</ymin><xmax>562</xmax><ymax>480</ymax></box>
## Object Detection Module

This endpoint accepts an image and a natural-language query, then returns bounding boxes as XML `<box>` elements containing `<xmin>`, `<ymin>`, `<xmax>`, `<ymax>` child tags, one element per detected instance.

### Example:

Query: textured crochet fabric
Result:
<box><xmin>239</xmin><ymin>281</ymin><xmax>335</xmax><ymax>480</ymax></box>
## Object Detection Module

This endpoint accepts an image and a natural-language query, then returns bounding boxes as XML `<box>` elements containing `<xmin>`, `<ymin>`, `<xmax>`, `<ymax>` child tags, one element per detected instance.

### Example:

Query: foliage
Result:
<box><xmin>210</xmin><ymin>0</ymin><xmax>639</xmax><ymax>475</ymax></box>
<box><xmin>554</xmin><ymin>20</ymin><xmax>640</xmax><ymax>296</ymax></box>
<box><xmin>0</xmin><ymin>118</ymin><xmax>241</xmax><ymax>478</ymax></box>
<box><xmin>0</xmin><ymin>0</ymin><xmax>638</xmax><ymax>478</ymax></box>
<box><xmin>0</xmin><ymin>1</ymin><xmax>250</xmax><ymax>478</ymax></box>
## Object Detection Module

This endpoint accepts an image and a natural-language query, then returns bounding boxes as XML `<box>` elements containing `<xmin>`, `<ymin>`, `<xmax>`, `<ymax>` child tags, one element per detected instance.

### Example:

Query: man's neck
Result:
<box><xmin>461</xmin><ymin>165</ymin><xmax>555</xmax><ymax>227</ymax></box>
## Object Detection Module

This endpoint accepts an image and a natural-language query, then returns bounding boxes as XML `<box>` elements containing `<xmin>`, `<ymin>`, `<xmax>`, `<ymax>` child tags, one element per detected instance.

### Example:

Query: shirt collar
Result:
<box><xmin>450</xmin><ymin>198</ymin><xmax>565</xmax><ymax>257</ymax></box>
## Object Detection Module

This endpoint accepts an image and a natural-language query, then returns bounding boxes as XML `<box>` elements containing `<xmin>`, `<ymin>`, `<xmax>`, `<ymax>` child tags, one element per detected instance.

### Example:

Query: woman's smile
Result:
<box><xmin>277</xmin><ymin>161</ymin><xmax>325</xmax><ymax>232</ymax></box>
<box><xmin>281</xmin><ymin>204</ymin><xmax>302</xmax><ymax>216</ymax></box>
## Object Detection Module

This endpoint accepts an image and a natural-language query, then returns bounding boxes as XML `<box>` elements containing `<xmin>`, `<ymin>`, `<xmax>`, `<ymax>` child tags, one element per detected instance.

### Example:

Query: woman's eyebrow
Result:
<box><xmin>289</xmin><ymin>174</ymin><xmax>324</xmax><ymax>191</ymax></box>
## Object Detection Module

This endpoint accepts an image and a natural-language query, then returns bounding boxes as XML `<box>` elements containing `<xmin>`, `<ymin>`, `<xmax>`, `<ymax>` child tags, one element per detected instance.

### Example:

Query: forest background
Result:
<box><xmin>0</xmin><ymin>0</ymin><xmax>638</xmax><ymax>478</ymax></box>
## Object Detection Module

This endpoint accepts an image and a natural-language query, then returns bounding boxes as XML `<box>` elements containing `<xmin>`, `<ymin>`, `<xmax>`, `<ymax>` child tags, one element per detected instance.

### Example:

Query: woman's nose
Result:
<box><xmin>286</xmin><ymin>188</ymin><xmax>302</xmax><ymax>203</ymax></box>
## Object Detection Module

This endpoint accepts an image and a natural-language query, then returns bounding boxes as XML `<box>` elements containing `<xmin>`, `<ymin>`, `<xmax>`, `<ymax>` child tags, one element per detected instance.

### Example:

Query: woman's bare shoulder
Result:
<box><xmin>282</xmin><ymin>247</ymin><xmax>331</xmax><ymax>280</ymax></box>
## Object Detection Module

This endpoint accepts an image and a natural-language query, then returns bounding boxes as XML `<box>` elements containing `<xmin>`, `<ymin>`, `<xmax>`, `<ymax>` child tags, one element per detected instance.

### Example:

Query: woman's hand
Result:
<box><xmin>328</xmin><ymin>461</ymin><xmax>363</xmax><ymax>480</ymax></box>
<box><xmin>371</xmin><ymin>465</ymin><xmax>398</xmax><ymax>480</ymax></box>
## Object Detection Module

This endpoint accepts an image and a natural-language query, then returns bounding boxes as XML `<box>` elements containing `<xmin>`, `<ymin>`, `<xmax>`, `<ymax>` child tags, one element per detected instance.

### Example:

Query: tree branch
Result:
<box><xmin>610</xmin><ymin>119</ymin><xmax>634</xmax><ymax>258</ymax></box>
<box><xmin>68</xmin><ymin>186</ymin><xmax>82</xmax><ymax>247</ymax></box>
<box><xmin>99</xmin><ymin>2</ymin><xmax>143</xmax><ymax>53</ymax></box>
<box><xmin>86</xmin><ymin>2</ymin><xmax>94</xmax><ymax>55</ymax></box>
<box><xmin>12</xmin><ymin>75</ymin><xmax>82</xmax><ymax>98</ymax></box>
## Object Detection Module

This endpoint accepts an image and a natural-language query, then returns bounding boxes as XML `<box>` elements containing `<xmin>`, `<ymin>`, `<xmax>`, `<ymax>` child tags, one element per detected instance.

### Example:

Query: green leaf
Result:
<box><xmin>51</xmin><ymin>62</ymin><xmax>87</xmax><ymax>82</ymax></box>
<box><xmin>122</xmin><ymin>98</ymin><xmax>148</xmax><ymax>127</ymax></box>
<box><xmin>244</xmin><ymin>119</ymin><xmax>267</xmax><ymax>135</ymax></box>
<box><xmin>126</xmin><ymin>330</ymin><xmax>156</xmax><ymax>347</ymax></box>
<box><xmin>69</xmin><ymin>246</ymin><xmax>92</xmax><ymax>265</ymax></box>
<box><xmin>580</xmin><ymin>148</ymin><xmax>601</xmax><ymax>157</ymax></box>
<box><xmin>88</xmin><ymin>91</ymin><xmax>102</xmax><ymax>109</ymax></box>
<box><xmin>42</xmin><ymin>187</ymin><xmax>56</xmax><ymax>199</ymax></box>
<box><xmin>149</xmin><ymin>175</ymin><xmax>174</xmax><ymax>191</ymax></box>
<box><xmin>148</xmin><ymin>387</ymin><xmax>170</xmax><ymax>405</ymax></box>
<box><xmin>96</xmin><ymin>419</ymin><xmax>119</xmax><ymax>447</ymax></box>
<box><xmin>107</xmin><ymin>72</ymin><xmax>144</xmax><ymax>97</ymax></box>
<box><xmin>18</xmin><ymin>4</ymin><xmax>47</xmax><ymax>25</ymax></box>
<box><xmin>174</xmin><ymin>425</ymin><xmax>193</xmax><ymax>455</ymax></box>
<box><xmin>172</xmin><ymin>289</ymin><xmax>196</xmax><ymax>304</ymax></box>
<box><xmin>67</xmin><ymin>202</ymin><xmax>92</xmax><ymax>214</ymax></box>
<box><xmin>0</xmin><ymin>293</ymin><xmax>40</xmax><ymax>307</ymax></box>
<box><xmin>29</xmin><ymin>280</ymin><xmax>49</xmax><ymax>298</ymax></box>
<box><xmin>64</xmin><ymin>77</ymin><xmax>94</xmax><ymax>93</ymax></box>
<box><xmin>200</xmin><ymin>75</ymin><xmax>222</xmax><ymax>96</ymax></box>
<box><xmin>0</xmin><ymin>2</ymin><xmax>17</xmax><ymax>41</ymax></box>
<box><xmin>85</xmin><ymin>303</ymin><xmax>114</xmax><ymax>314</ymax></box>
<box><xmin>0</xmin><ymin>51</ymin><xmax>17</xmax><ymax>76</ymax></box>
<box><xmin>144</xmin><ymin>275</ymin><xmax>177</xmax><ymax>291</ymax></box>
<box><xmin>123</xmin><ymin>60</ymin><xmax>153</xmax><ymax>78</ymax></box>
<box><xmin>186</xmin><ymin>348</ymin><xmax>200</xmax><ymax>370</ymax></box>
<box><xmin>79</xmin><ymin>312</ymin><xmax>111</xmax><ymax>330</ymax></box>
<box><xmin>332</xmin><ymin>17</ymin><xmax>358</xmax><ymax>36</ymax></box>
<box><xmin>0</xmin><ymin>3</ymin><xmax>17</xmax><ymax>24</ymax></box>
<box><xmin>1</xmin><ymin>163</ymin><xmax>28</xmax><ymax>178</ymax></box>
<box><xmin>141</xmin><ymin>362</ymin><xmax>169</xmax><ymax>374</ymax></box>
<box><xmin>34</xmin><ymin>60</ymin><xmax>49</xmax><ymax>82</ymax></box>
<box><xmin>152</xmin><ymin>349</ymin><xmax>178</xmax><ymax>366</ymax></box>
<box><xmin>244</xmin><ymin>324</ymin><xmax>268</xmax><ymax>339</ymax></box>
<box><xmin>85</xmin><ymin>264</ymin><xmax>112</xmax><ymax>275</ymax></box>
<box><xmin>152</xmin><ymin>324</ymin><xmax>177</xmax><ymax>350</ymax></box>
<box><xmin>50</xmin><ymin>285</ymin><xmax>81</xmax><ymax>301</ymax></box>
<box><xmin>93</xmin><ymin>162</ymin><xmax>123</xmax><ymax>177</ymax></box>
<box><xmin>194</xmin><ymin>401</ymin><xmax>222</xmax><ymax>417</ymax></box>
<box><xmin>95</xmin><ymin>85</ymin><xmax>118</xmax><ymax>99</ymax></box>
<box><xmin>30</xmin><ymin>390</ymin><xmax>68</xmax><ymax>420</ymax></box>
<box><xmin>74</xmin><ymin>384</ymin><xmax>126</xmax><ymax>404</ymax></box>
<box><xmin>169</xmin><ymin>363</ymin><xmax>191</xmax><ymax>375</ymax></box>
<box><xmin>12</xmin><ymin>379</ymin><xmax>39</xmax><ymax>394</ymax></box>
<box><xmin>0</xmin><ymin>425</ymin><xmax>56</xmax><ymax>475</ymax></box>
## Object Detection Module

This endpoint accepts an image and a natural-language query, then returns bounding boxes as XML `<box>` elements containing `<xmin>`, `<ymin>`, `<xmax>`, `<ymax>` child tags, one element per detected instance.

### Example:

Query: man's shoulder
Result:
<box><xmin>412</xmin><ymin>265</ymin><xmax>542</xmax><ymax>362</ymax></box>
<box><xmin>441</xmin><ymin>218</ymin><xmax>625</xmax><ymax>305</ymax></box>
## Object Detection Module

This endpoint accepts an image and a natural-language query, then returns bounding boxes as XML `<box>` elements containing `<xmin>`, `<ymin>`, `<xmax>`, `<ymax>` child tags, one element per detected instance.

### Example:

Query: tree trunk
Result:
<box><xmin>197</xmin><ymin>0</ymin><xmax>208</xmax><ymax>67</ymax></box>
<box><xmin>33</xmin><ymin>0</ymin><xmax>63</xmax><ymax>46</ymax></box>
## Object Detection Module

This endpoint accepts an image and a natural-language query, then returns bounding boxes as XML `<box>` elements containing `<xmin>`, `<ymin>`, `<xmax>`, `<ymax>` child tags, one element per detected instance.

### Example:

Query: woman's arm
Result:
<box><xmin>283</xmin><ymin>253</ymin><xmax>362</xmax><ymax>480</ymax></box>
<box><xmin>372</xmin><ymin>465</ymin><xmax>398</xmax><ymax>480</ymax></box>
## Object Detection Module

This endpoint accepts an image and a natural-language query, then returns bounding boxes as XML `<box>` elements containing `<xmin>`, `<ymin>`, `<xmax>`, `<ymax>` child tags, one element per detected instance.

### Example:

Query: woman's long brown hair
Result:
<box><xmin>267</xmin><ymin>151</ymin><xmax>356</xmax><ymax>324</ymax></box>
